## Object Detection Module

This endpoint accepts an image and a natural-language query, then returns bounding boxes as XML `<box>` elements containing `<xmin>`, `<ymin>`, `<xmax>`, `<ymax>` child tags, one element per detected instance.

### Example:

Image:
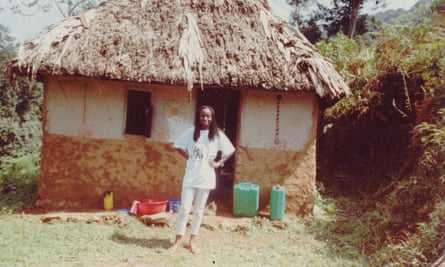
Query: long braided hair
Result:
<box><xmin>193</xmin><ymin>105</ymin><xmax>219</xmax><ymax>142</ymax></box>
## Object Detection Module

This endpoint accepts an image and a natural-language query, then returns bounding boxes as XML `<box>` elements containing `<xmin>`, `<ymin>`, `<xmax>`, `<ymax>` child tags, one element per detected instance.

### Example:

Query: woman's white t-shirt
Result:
<box><xmin>174</xmin><ymin>127</ymin><xmax>235</xmax><ymax>189</ymax></box>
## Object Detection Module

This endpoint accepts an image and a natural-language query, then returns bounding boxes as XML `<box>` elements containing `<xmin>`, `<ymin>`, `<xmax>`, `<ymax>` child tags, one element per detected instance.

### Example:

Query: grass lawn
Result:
<box><xmin>0</xmin><ymin>210</ymin><xmax>365</xmax><ymax>267</ymax></box>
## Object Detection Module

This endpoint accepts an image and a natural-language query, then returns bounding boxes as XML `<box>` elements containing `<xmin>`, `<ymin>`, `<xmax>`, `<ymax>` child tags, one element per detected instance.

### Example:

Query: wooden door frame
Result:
<box><xmin>196</xmin><ymin>88</ymin><xmax>240</xmax><ymax>211</ymax></box>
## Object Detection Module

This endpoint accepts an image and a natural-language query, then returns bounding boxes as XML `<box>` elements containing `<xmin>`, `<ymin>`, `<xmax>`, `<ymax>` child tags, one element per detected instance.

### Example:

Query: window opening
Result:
<box><xmin>125</xmin><ymin>90</ymin><xmax>153</xmax><ymax>137</ymax></box>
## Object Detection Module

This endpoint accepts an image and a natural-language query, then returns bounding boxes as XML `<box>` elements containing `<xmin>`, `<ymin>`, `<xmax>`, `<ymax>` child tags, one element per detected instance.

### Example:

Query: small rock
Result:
<box><xmin>271</xmin><ymin>220</ymin><xmax>288</xmax><ymax>229</ymax></box>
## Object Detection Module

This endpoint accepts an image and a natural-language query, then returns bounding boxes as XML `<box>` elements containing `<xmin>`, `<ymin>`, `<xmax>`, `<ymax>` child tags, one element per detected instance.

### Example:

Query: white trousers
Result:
<box><xmin>175</xmin><ymin>187</ymin><xmax>210</xmax><ymax>236</ymax></box>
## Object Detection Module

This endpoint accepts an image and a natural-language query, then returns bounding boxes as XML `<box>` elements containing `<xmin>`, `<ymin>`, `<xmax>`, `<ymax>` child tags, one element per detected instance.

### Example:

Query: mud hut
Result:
<box><xmin>7</xmin><ymin>0</ymin><xmax>350</xmax><ymax>215</ymax></box>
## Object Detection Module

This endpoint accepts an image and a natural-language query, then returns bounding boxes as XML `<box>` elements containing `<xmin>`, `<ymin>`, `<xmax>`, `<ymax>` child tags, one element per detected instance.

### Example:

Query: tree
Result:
<box><xmin>0</xmin><ymin>25</ymin><xmax>42</xmax><ymax>158</ymax></box>
<box><xmin>288</xmin><ymin>0</ymin><xmax>383</xmax><ymax>41</ymax></box>
<box><xmin>2</xmin><ymin>0</ymin><xmax>101</xmax><ymax>17</ymax></box>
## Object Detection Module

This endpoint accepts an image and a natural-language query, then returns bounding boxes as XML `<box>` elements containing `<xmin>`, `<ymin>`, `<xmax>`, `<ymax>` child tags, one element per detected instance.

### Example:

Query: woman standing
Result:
<box><xmin>168</xmin><ymin>105</ymin><xmax>235</xmax><ymax>254</ymax></box>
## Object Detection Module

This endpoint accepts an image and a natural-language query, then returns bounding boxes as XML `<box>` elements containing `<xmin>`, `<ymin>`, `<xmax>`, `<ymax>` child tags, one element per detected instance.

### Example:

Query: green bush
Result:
<box><xmin>315</xmin><ymin>0</ymin><xmax>445</xmax><ymax>265</ymax></box>
<box><xmin>368</xmin><ymin>200</ymin><xmax>445</xmax><ymax>267</ymax></box>
<box><xmin>0</xmin><ymin>155</ymin><xmax>39</xmax><ymax>213</ymax></box>
<box><xmin>0</xmin><ymin>117</ymin><xmax>42</xmax><ymax>158</ymax></box>
<box><xmin>0</xmin><ymin>23</ymin><xmax>42</xmax><ymax>213</ymax></box>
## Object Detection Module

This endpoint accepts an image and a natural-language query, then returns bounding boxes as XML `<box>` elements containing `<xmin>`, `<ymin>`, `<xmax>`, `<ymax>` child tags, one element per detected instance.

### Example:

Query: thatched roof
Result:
<box><xmin>7</xmin><ymin>0</ymin><xmax>350</xmax><ymax>98</ymax></box>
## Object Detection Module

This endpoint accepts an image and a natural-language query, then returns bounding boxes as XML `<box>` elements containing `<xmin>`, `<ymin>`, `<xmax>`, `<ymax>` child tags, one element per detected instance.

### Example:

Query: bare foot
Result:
<box><xmin>167</xmin><ymin>243</ymin><xmax>179</xmax><ymax>253</ymax></box>
<box><xmin>189</xmin><ymin>243</ymin><xmax>200</xmax><ymax>254</ymax></box>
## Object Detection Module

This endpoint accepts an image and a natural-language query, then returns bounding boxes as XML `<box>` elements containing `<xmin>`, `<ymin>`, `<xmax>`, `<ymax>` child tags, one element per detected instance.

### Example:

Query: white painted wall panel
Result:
<box><xmin>239</xmin><ymin>91</ymin><xmax>315</xmax><ymax>151</ymax></box>
<box><xmin>85</xmin><ymin>82</ymin><xmax>125</xmax><ymax>139</ymax></box>
<box><xmin>45</xmin><ymin>77</ymin><xmax>315</xmax><ymax>150</ymax></box>
<box><xmin>45</xmin><ymin>77</ymin><xmax>195</xmax><ymax>142</ymax></box>
<box><xmin>45</xmin><ymin>78</ymin><xmax>85</xmax><ymax>136</ymax></box>
<box><xmin>150</xmin><ymin>88</ymin><xmax>195</xmax><ymax>142</ymax></box>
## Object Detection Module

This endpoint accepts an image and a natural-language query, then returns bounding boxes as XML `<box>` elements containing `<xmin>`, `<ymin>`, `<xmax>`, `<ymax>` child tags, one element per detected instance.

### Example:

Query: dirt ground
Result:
<box><xmin>29</xmin><ymin>206</ymin><xmax>285</xmax><ymax>230</ymax></box>
<box><xmin>25</xmin><ymin>205</ymin><xmax>290</xmax><ymax>251</ymax></box>
<box><xmin>10</xmin><ymin>204</ymin><xmax>351</xmax><ymax>267</ymax></box>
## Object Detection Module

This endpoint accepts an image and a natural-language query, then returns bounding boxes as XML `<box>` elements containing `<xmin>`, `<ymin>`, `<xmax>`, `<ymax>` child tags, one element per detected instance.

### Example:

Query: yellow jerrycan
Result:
<box><xmin>103</xmin><ymin>191</ymin><xmax>113</xmax><ymax>210</ymax></box>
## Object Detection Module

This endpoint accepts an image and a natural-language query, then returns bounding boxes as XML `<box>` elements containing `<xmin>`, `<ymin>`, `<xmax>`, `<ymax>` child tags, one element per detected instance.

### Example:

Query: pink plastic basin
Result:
<box><xmin>137</xmin><ymin>199</ymin><xmax>168</xmax><ymax>215</ymax></box>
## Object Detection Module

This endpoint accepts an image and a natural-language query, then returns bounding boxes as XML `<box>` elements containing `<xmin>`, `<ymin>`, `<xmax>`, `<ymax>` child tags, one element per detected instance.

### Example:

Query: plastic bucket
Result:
<box><xmin>103</xmin><ymin>191</ymin><xmax>113</xmax><ymax>210</ymax></box>
<box><xmin>233</xmin><ymin>182</ymin><xmax>259</xmax><ymax>217</ymax></box>
<box><xmin>270</xmin><ymin>185</ymin><xmax>285</xmax><ymax>221</ymax></box>
<box><xmin>169</xmin><ymin>199</ymin><xmax>181</xmax><ymax>213</ymax></box>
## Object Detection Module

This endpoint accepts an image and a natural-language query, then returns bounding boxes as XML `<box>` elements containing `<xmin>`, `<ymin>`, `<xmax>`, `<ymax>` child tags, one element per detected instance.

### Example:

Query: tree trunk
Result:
<box><xmin>347</xmin><ymin>0</ymin><xmax>361</xmax><ymax>38</ymax></box>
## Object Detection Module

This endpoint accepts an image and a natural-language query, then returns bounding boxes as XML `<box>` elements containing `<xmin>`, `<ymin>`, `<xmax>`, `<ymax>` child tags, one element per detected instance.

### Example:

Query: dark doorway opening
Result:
<box><xmin>197</xmin><ymin>88</ymin><xmax>240</xmax><ymax>213</ymax></box>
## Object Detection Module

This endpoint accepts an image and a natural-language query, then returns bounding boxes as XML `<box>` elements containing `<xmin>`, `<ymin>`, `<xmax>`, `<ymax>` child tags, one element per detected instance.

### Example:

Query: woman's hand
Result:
<box><xmin>209</xmin><ymin>153</ymin><xmax>233</xmax><ymax>169</ymax></box>
<box><xmin>209</xmin><ymin>159</ymin><xmax>223</xmax><ymax>169</ymax></box>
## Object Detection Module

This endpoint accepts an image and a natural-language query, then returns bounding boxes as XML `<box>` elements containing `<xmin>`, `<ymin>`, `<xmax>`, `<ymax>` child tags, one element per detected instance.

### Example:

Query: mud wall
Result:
<box><xmin>38</xmin><ymin>132</ymin><xmax>316</xmax><ymax>214</ymax></box>
<box><xmin>37</xmin><ymin>134</ymin><xmax>184</xmax><ymax>209</ymax></box>
<box><xmin>235</xmin><ymin>141</ymin><xmax>316</xmax><ymax>216</ymax></box>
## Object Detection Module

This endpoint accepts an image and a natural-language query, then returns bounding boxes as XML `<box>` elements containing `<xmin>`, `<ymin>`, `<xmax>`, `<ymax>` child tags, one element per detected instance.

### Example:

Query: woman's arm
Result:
<box><xmin>210</xmin><ymin>130</ymin><xmax>235</xmax><ymax>168</ymax></box>
<box><xmin>175</xmin><ymin>148</ymin><xmax>188</xmax><ymax>159</ymax></box>
<box><xmin>209</xmin><ymin>152</ymin><xmax>234</xmax><ymax>168</ymax></box>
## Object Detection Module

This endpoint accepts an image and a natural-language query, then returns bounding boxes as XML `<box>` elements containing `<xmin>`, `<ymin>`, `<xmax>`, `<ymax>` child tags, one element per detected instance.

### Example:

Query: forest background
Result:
<box><xmin>0</xmin><ymin>0</ymin><xmax>444</xmax><ymax>266</ymax></box>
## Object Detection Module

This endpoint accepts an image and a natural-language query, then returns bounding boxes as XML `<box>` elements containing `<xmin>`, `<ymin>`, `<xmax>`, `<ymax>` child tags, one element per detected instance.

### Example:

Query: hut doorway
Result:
<box><xmin>197</xmin><ymin>88</ymin><xmax>240</xmax><ymax>212</ymax></box>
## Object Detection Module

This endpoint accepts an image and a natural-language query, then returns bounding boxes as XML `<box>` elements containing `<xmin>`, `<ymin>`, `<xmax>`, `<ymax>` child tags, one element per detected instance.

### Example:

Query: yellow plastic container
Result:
<box><xmin>103</xmin><ymin>191</ymin><xmax>113</xmax><ymax>210</ymax></box>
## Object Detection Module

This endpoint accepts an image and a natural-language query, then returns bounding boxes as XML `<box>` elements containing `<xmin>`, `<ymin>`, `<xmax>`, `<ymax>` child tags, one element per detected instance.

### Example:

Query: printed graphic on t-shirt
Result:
<box><xmin>191</xmin><ymin>143</ymin><xmax>208</xmax><ymax>161</ymax></box>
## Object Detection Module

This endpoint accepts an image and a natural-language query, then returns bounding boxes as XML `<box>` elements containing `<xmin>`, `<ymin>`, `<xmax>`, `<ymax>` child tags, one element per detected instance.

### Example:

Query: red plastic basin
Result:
<box><xmin>137</xmin><ymin>199</ymin><xmax>168</xmax><ymax>215</ymax></box>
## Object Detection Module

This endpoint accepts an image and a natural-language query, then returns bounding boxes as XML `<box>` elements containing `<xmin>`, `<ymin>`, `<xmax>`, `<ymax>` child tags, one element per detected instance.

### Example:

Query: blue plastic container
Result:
<box><xmin>270</xmin><ymin>184</ymin><xmax>286</xmax><ymax>221</ymax></box>
<box><xmin>169</xmin><ymin>199</ymin><xmax>181</xmax><ymax>213</ymax></box>
<box><xmin>233</xmin><ymin>183</ymin><xmax>259</xmax><ymax>217</ymax></box>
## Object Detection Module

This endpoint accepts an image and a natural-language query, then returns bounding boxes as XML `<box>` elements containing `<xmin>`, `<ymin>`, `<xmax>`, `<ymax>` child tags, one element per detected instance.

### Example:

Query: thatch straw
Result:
<box><xmin>7</xmin><ymin>0</ymin><xmax>350</xmax><ymax>98</ymax></box>
<box><xmin>178</xmin><ymin>13</ymin><xmax>204</xmax><ymax>92</ymax></box>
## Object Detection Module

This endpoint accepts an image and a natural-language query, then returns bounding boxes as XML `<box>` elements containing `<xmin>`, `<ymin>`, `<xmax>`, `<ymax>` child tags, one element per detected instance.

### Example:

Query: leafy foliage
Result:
<box><xmin>0</xmin><ymin>24</ymin><xmax>42</xmax><ymax>157</ymax></box>
<box><xmin>0</xmin><ymin>24</ymin><xmax>42</xmax><ymax>212</ymax></box>
<box><xmin>0</xmin><ymin>155</ymin><xmax>39</xmax><ymax>213</ymax></box>
<box><xmin>316</xmin><ymin>0</ymin><xmax>445</xmax><ymax>265</ymax></box>
<box><xmin>288</xmin><ymin>0</ymin><xmax>382</xmax><ymax>42</ymax></box>
<box><xmin>1</xmin><ymin>0</ymin><xmax>101</xmax><ymax>17</ymax></box>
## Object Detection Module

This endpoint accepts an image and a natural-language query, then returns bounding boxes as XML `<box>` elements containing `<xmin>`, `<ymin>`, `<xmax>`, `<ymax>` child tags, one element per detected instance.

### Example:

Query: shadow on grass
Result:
<box><xmin>111</xmin><ymin>231</ymin><xmax>171</xmax><ymax>249</ymax></box>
